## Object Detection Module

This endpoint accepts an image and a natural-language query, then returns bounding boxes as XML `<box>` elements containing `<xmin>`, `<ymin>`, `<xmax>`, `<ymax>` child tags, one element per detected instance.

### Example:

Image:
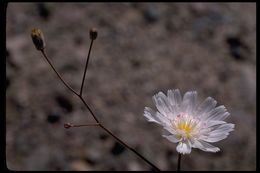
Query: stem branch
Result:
<box><xmin>41</xmin><ymin>50</ymin><xmax>79</xmax><ymax>96</ymax></box>
<box><xmin>39</xmin><ymin>49</ymin><xmax>160</xmax><ymax>171</ymax></box>
<box><xmin>80</xmin><ymin>39</ymin><xmax>94</xmax><ymax>96</ymax></box>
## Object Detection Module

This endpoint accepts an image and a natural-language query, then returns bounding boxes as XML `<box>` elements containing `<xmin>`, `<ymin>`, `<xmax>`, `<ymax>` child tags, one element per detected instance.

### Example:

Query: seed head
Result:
<box><xmin>31</xmin><ymin>28</ymin><xmax>45</xmax><ymax>51</ymax></box>
<box><xmin>64</xmin><ymin>123</ymin><xmax>72</xmax><ymax>129</ymax></box>
<box><xmin>89</xmin><ymin>28</ymin><xmax>98</xmax><ymax>40</ymax></box>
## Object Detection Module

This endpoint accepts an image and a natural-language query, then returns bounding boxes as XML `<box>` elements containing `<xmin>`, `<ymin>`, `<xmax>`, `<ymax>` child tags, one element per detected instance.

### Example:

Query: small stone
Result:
<box><xmin>110</xmin><ymin>141</ymin><xmax>126</xmax><ymax>156</ymax></box>
<box><xmin>84</xmin><ymin>157</ymin><xmax>97</xmax><ymax>166</ymax></box>
<box><xmin>99</xmin><ymin>133</ymin><xmax>109</xmax><ymax>141</ymax></box>
<box><xmin>55</xmin><ymin>95</ymin><xmax>73</xmax><ymax>113</ymax></box>
<box><xmin>37</xmin><ymin>3</ymin><xmax>50</xmax><ymax>20</ymax></box>
<box><xmin>47</xmin><ymin>112</ymin><xmax>60</xmax><ymax>124</ymax></box>
<box><xmin>226</xmin><ymin>36</ymin><xmax>250</xmax><ymax>61</ymax></box>
<box><xmin>69</xmin><ymin>160</ymin><xmax>92</xmax><ymax>171</ymax></box>
<box><xmin>143</xmin><ymin>6</ymin><xmax>159</xmax><ymax>23</ymax></box>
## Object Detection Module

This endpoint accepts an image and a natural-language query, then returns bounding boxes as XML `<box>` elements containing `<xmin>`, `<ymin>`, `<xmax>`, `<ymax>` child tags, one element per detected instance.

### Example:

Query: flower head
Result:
<box><xmin>144</xmin><ymin>89</ymin><xmax>235</xmax><ymax>154</ymax></box>
<box><xmin>31</xmin><ymin>28</ymin><xmax>45</xmax><ymax>51</ymax></box>
<box><xmin>90</xmin><ymin>28</ymin><xmax>98</xmax><ymax>40</ymax></box>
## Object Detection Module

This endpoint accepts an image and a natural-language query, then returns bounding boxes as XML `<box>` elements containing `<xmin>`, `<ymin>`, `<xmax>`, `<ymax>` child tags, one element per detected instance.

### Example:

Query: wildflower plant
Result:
<box><xmin>31</xmin><ymin>28</ymin><xmax>160</xmax><ymax>171</ymax></box>
<box><xmin>144</xmin><ymin>89</ymin><xmax>235</xmax><ymax>170</ymax></box>
<box><xmin>31</xmin><ymin>28</ymin><xmax>234</xmax><ymax>171</ymax></box>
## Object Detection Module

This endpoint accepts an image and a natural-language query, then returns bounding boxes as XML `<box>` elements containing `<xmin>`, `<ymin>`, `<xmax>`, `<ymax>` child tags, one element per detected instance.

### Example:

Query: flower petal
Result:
<box><xmin>167</xmin><ymin>89</ymin><xmax>182</xmax><ymax>106</ymax></box>
<box><xmin>197</xmin><ymin>97</ymin><xmax>217</xmax><ymax>119</ymax></box>
<box><xmin>176</xmin><ymin>141</ymin><xmax>192</xmax><ymax>154</ymax></box>
<box><xmin>181</xmin><ymin>91</ymin><xmax>197</xmax><ymax>114</ymax></box>
<box><xmin>209</xmin><ymin>123</ymin><xmax>235</xmax><ymax>134</ymax></box>
<box><xmin>199</xmin><ymin>123</ymin><xmax>234</xmax><ymax>143</ymax></box>
<box><xmin>192</xmin><ymin>140</ymin><xmax>220</xmax><ymax>152</ymax></box>
<box><xmin>162</xmin><ymin>134</ymin><xmax>180</xmax><ymax>143</ymax></box>
<box><xmin>200</xmin><ymin>133</ymin><xmax>229</xmax><ymax>143</ymax></box>
<box><xmin>163</xmin><ymin>126</ymin><xmax>177</xmax><ymax>135</ymax></box>
<box><xmin>153</xmin><ymin>92</ymin><xmax>173</xmax><ymax>118</ymax></box>
<box><xmin>144</xmin><ymin>107</ymin><xmax>171</xmax><ymax>126</ymax></box>
<box><xmin>206</xmin><ymin>120</ymin><xmax>226</xmax><ymax>128</ymax></box>
<box><xmin>206</xmin><ymin>105</ymin><xmax>230</xmax><ymax>121</ymax></box>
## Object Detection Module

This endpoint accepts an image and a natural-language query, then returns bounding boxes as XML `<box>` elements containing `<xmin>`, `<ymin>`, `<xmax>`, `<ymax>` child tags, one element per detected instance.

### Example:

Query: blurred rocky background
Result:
<box><xmin>6</xmin><ymin>3</ymin><xmax>256</xmax><ymax>171</ymax></box>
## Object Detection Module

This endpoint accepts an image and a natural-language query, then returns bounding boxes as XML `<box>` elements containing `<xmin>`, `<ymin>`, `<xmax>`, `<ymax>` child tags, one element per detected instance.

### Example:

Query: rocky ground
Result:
<box><xmin>6</xmin><ymin>3</ymin><xmax>256</xmax><ymax>171</ymax></box>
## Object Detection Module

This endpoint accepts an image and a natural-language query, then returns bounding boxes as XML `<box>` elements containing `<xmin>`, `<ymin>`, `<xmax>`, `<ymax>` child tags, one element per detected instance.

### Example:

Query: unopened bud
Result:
<box><xmin>31</xmin><ymin>28</ymin><xmax>45</xmax><ymax>51</ymax></box>
<box><xmin>90</xmin><ymin>28</ymin><xmax>98</xmax><ymax>40</ymax></box>
<box><xmin>64</xmin><ymin>123</ymin><xmax>72</xmax><ymax>129</ymax></box>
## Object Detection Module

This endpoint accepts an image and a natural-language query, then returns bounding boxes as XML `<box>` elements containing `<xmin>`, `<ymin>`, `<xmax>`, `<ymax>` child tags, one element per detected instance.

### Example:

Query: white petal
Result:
<box><xmin>197</xmin><ymin>97</ymin><xmax>217</xmax><ymax>118</ymax></box>
<box><xmin>192</xmin><ymin>140</ymin><xmax>220</xmax><ymax>152</ymax></box>
<box><xmin>162</xmin><ymin>134</ymin><xmax>180</xmax><ymax>143</ymax></box>
<box><xmin>144</xmin><ymin>107</ymin><xmax>170</xmax><ymax>125</ymax></box>
<box><xmin>206</xmin><ymin>120</ymin><xmax>226</xmax><ymax>128</ymax></box>
<box><xmin>163</xmin><ymin>126</ymin><xmax>177</xmax><ymax>135</ymax></box>
<box><xmin>201</xmin><ymin>133</ymin><xmax>229</xmax><ymax>143</ymax></box>
<box><xmin>198</xmin><ymin>120</ymin><xmax>227</xmax><ymax>136</ymax></box>
<box><xmin>167</xmin><ymin>89</ymin><xmax>182</xmax><ymax>106</ymax></box>
<box><xmin>206</xmin><ymin>105</ymin><xmax>230</xmax><ymax>121</ymax></box>
<box><xmin>153</xmin><ymin>92</ymin><xmax>173</xmax><ymax>118</ymax></box>
<box><xmin>199</xmin><ymin>127</ymin><xmax>232</xmax><ymax>143</ymax></box>
<box><xmin>181</xmin><ymin>91</ymin><xmax>197</xmax><ymax>114</ymax></box>
<box><xmin>176</xmin><ymin>141</ymin><xmax>192</xmax><ymax>154</ymax></box>
<box><xmin>209</xmin><ymin>112</ymin><xmax>230</xmax><ymax>121</ymax></box>
<box><xmin>210</xmin><ymin>123</ymin><xmax>235</xmax><ymax>134</ymax></box>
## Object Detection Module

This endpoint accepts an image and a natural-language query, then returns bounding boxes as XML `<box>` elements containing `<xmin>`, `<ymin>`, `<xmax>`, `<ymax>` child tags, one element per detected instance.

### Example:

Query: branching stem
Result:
<box><xmin>39</xmin><ymin>44</ymin><xmax>160</xmax><ymax>171</ymax></box>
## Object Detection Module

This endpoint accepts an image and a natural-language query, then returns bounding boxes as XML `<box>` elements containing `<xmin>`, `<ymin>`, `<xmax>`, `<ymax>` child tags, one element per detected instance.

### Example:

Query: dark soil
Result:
<box><xmin>6</xmin><ymin>3</ymin><xmax>256</xmax><ymax>171</ymax></box>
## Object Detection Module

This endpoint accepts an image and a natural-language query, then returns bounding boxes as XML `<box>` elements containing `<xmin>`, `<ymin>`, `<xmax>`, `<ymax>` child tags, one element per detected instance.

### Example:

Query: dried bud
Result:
<box><xmin>89</xmin><ymin>28</ymin><xmax>98</xmax><ymax>40</ymax></box>
<box><xmin>64</xmin><ymin>123</ymin><xmax>72</xmax><ymax>129</ymax></box>
<box><xmin>31</xmin><ymin>28</ymin><xmax>45</xmax><ymax>50</ymax></box>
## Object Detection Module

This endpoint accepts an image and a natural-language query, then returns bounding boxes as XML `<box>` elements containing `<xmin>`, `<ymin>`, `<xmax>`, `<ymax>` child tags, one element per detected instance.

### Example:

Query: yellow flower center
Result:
<box><xmin>177</xmin><ymin>121</ymin><xmax>194</xmax><ymax>135</ymax></box>
<box><xmin>171</xmin><ymin>113</ymin><xmax>200</xmax><ymax>140</ymax></box>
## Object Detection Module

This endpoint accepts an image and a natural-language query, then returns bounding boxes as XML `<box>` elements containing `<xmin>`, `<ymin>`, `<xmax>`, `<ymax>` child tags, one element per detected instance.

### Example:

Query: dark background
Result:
<box><xmin>6</xmin><ymin>3</ymin><xmax>256</xmax><ymax>171</ymax></box>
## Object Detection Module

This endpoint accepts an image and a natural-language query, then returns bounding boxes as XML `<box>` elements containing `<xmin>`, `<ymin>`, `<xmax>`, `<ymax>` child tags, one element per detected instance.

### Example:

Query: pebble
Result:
<box><xmin>55</xmin><ymin>95</ymin><xmax>73</xmax><ymax>113</ymax></box>
<box><xmin>37</xmin><ymin>3</ymin><xmax>50</xmax><ymax>21</ymax></box>
<box><xmin>143</xmin><ymin>5</ymin><xmax>159</xmax><ymax>23</ymax></box>
<box><xmin>47</xmin><ymin>112</ymin><xmax>60</xmax><ymax>124</ymax></box>
<box><xmin>69</xmin><ymin>160</ymin><xmax>92</xmax><ymax>171</ymax></box>
<box><xmin>226</xmin><ymin>36</ymin><xmax>250</xmax><ymax>61</ymax></box>
<box><xmin>110</xmin><ymin>141</ymin><xmax>126</xmax><ymax>156</ymax></box>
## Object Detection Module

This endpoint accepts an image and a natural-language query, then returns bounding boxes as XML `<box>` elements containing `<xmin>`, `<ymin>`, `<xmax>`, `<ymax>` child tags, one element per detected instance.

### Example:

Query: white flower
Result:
<box><xmin>144</xmin><ymin>89</ymin><xmax>235</xmax><ymax>154</ymax></box>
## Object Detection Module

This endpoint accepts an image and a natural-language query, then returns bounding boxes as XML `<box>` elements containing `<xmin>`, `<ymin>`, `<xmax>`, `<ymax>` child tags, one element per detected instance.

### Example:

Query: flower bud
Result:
<box><xmin>64</xmin><ymin>123</ymin><xmax>72</xmax><ymax>129</ymax></box>
<box><xmin>89</xmin><ymin>28</ymin><xmax>98</xmax><ymax>40</ymax></box>
<box><xmin>31</xmin><ymin>28</ymin><xmax>45</xmax><ymax>50</ymax></box>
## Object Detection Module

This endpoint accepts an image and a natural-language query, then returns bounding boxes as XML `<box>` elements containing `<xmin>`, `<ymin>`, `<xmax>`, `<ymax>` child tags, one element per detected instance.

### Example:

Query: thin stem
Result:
<box><xmin>78</xmin><ymin>96</ymin><xmax>100</xmax><ymax>123</ymax></box>
<box><xmin>80</xmin><ymin>39</ymin><xmax>94</xmax><ymax>96</ymax></box>
<box><xmin>177</xmin><ymin>153</ymin><xmax>182</xmax><ymax>171</ymax></box>
<box><xmin>99</xmin><ymin>124</ymin><xmax>160</xmax><ymax>171</ymax></box>
<box><xmin>72</xmin><ymin>123</ymin><xmax>99</xmax><ymax>127</ymax></box>
<box><xmin>39</xmin><ymin>49</ymin><xmax>161</xmax><ymax>171</ymax></box>
<box><xmin>67</xmin><ymin>123</ymin><xmax>100</xmax><ymax>128</ymax></box>
<box><xmin>40</xmin><ymin>50</ymin><xmax>79</xmax><ymax>96</ymax></box>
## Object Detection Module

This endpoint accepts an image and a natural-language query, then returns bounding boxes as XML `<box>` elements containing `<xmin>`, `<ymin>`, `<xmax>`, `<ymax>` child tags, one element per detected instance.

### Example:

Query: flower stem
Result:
<box><xmin>80</xmin><ymin>39</ymin><xmax>94</xmax><ymax>96</ymax></box>
<box><xmin>64</xmin><ymin>123</ymin><xmax>100</xmax><ymax>128</ymax></box>
<box><xmin>40</xmin><ymin>50</ymin><xmax>79</xmax><ymax>96</ymax></box>
<box><xmin>99</xmin><ymin>124</ymin><xmax>160</xmax><ymax>171</ymax></box>
<box><xmin>177</xmin><ymin>153</ymin><xmax>182</xmax><ymax>171</ymax></box>
<box><xmin>39</xmin><ymin>49</ymin><xmax>160</xmax><ymax>171</ymax></box>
